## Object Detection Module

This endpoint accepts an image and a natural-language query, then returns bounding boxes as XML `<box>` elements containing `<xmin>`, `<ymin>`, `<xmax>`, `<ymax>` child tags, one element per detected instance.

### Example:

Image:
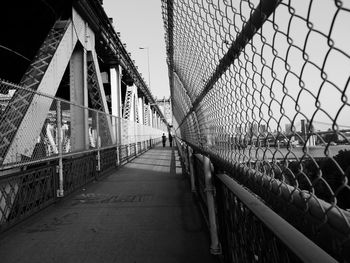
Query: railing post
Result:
<box><xmin>187</xmin><ymin>146</ymin><xmax>196</xmax><ymax>193</ymax></box>
<box><xmin>203</xmin><ymin>155</ymin><xmax>221</xmax><ymax>255</ymax></box>
<box><xmin>116</xmin><ymin>146</ymin><xmax>120</xmax><ymax>166</ymax></box>
<box><xmin>96</xmin><ymin>112</ymin><xmax>101</xmax><ymax>172</ymax></box>
<box><xmin>135</xmin><ymin>123</ymin><xmax>138</xmax><ymax>156</ymax></box>
<box><xmin>56</xmin><ymin>100</ymin><xmax>64</xmax><ymax>197</ymax></box>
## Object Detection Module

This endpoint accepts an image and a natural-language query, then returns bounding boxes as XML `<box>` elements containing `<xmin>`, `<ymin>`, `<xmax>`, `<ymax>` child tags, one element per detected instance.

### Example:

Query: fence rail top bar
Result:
<box><xmin>216</xmin><ymin>173</ymin><xmax>338</xmax><ymax>263</ymax></box>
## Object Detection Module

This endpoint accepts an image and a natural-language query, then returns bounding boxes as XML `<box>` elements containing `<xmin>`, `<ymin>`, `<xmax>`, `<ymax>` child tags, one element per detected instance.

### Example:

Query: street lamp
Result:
<box><xmin>139</xmin><ymin>47</ymin><xmax>151</xmax><ymax>88</ymax></box>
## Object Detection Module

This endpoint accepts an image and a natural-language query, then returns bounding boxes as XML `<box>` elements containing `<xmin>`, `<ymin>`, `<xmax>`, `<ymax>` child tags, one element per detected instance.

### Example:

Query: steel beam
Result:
<box><xmin>70</xmin><ymin>47</ymin><xmax>89</xmax><ymax>151</ymax></box>
<box><xmin>2</xmin><ymin>20</ymin><xmax>80</xmax><ymax>164</ymax></box>
<box><xmin>110</xmin><ymin>65</ymin><xmax>122</xmax><ymax>145</ymax></box>
<box><xmin>87</xmin><ymin>50</ymin><xmax>114</xmax><ymax>145</ymax></box>
<box><xmin>138</xmin><ymin>97</ymin><xmax>144</xmax><ymax>125</ymax></box>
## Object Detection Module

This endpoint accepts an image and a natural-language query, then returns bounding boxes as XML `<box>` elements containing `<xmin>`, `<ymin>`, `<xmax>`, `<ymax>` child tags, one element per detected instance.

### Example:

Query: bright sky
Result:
<box><xmin>102</xmin><ymin>0</ymin><xmax>170</xmax><ymax>100</ymax></box>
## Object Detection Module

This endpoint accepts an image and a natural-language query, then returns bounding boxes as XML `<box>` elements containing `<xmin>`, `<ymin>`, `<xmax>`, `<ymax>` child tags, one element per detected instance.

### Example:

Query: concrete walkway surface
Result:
<box><xmin>0</xmin><ymin>147</ymin><xmax>218</xmax><ymax>263</ymax></box>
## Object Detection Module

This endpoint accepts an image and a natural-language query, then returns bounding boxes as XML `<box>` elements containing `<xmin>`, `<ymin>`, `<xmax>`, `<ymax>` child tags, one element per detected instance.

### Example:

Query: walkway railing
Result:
<box><xmin>164</xmin><ymin>0</ymin><xmax>350</xmax><ymax>262</ymax></box>
<box><xmin>0</xmin><ymin>79</ymin><xmax>166</xmax><ymax>169</ymax></box>
<box><xmin>0</xmin><ymin>79</ymin><xmax>165</xmax><ymax>233</ymax></box>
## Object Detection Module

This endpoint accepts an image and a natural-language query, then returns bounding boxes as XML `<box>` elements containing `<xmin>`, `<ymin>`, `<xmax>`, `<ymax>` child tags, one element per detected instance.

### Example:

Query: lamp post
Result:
<box><xmin>139</xmin><ymin>47</ymin><xmax>151</xmax><ymax>88</ymax></box>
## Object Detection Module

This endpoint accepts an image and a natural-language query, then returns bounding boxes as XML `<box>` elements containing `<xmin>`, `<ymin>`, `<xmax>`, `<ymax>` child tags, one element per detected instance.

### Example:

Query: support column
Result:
<box><xmin>133</xmin><ymin>85</ymin><xmax>138</xmax><ymax>123</ymax></box>
<box><xmin>155</xmin><ymin>113</ymin><xmax>158</xmax><ymax>129</ymax></box>
<box><xmin>110</xmin><ymin>65</ymin><xmax>122</xmax><ymax>145</ymax></box>
<box><xmin>142</xmin><ymin>98</ymin><xmax>147</xmax><ymax>125</ymax></box>
<box><xmin>138</xmin><ymin>97</ymin><xmax>144</xmax><ymax>125</ymax></box>
<box><xmin>148</xmin><ymin>104</ymin><xmax>152</xmax><ymax>126</ymax></box>
<box><xmin>70</xmin><ymin>47</ymin><xmax>89</xmax><ymax>151</ymax></box>
<box><xmin>152</xmin><ymin>110</ymin><xmax>156</xmax><ymax>128</ymax></box>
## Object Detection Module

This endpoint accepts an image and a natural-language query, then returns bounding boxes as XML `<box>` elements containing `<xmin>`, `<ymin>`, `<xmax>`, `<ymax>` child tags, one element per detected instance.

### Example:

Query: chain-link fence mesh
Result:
<box><xmin>162</xmin><ymin>0</ymin><xmax>350</xmax><ymax>260</ymax></box>
<box><xmin>0</xmin><ymin>79</ymin><xmax>166</xmax><ymax>169</ymax></box>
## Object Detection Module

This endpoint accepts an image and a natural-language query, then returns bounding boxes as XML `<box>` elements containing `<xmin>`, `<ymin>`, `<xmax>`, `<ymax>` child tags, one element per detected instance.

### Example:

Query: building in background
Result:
<box><xmin>156</xmin><ymin>97</ymin><xmax>172</xmax><ymax>126</ymax></box>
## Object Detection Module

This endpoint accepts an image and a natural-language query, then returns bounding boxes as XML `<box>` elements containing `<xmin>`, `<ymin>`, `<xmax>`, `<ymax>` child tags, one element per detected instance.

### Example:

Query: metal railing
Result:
<box><xmin>0</xmin><ymin>79</ymin><xmax>166</xmax><ymax>170</ymax></box>
<box><xmin>164</xmin><ymin>0</ymin><xmax>350</xmax><ymax>261</ymax></box>
<box><xmin>177</xmin><ymin>138</ymin><xmax>340</xmax><ymax>262</ymax></box>
<box><xmin>0</xmin><ymin>78</ymin><xmax>165</xmax><ymax>232</ymax></box>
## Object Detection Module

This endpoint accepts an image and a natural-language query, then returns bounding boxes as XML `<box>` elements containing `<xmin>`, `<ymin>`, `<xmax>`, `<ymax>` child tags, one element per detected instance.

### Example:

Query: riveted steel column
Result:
<box><xmin>203</xmin><ymin>156</ymin><xmax>221</xmax><ymax>255</ymax></box>
<box><xmin>70</xmin><ymin>47</ymin><xmax>89</xmax><ymax>151</ymax></box>
<box><xmin>138</xmin><ymin>97</ymin><xmax>144</xmax><ymax>125</ymax></box>
<box><xmin>117</xmin><ymin>66</ymin><xmax>123</xmax><ymax>147</ymax></box>
<box><xmin>110</xmin><ymin>65</ymin><xmax>122</xmax><ymax>145</ymax></box>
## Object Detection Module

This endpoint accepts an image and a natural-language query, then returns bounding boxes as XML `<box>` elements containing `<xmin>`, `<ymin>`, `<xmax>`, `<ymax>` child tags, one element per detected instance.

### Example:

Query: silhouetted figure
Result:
<box><xmin>162</xmin><ymin>133</ymin><xmax>166</xmax><ymax>147</ymax></box>
<box><xmin>169</xmin><ymin>134</ymin><xmax>173</xmax><ymax>147</ymax></box>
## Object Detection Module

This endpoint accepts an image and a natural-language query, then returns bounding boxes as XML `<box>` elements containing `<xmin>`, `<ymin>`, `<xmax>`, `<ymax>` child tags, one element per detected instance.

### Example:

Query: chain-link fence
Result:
<box><xmin>0</xmin><ymin>79</ymin><xmax>166</xmax><ymax>170</ymax></box>
<box><xmin>0</xmin><ymin>78</ymin><xmax>166</xmax><ymax>232</ymax></box>
<box><xmin>163</xmin><ymin>0</ymin><xmax>350</xmax><ymax>261</ymax></box>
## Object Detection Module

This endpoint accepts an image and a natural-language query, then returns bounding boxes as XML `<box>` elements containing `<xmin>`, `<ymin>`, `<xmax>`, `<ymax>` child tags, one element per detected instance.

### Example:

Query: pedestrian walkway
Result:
<box><xmin>0</xmin><ymin>147</ymin><xmax>218</xmax><ymax>263</ymax></box>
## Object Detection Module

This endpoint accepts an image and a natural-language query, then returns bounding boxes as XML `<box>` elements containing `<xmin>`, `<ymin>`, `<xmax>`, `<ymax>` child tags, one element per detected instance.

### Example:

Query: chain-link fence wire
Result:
<box><xmin>97</xmin><ymin>111</ymin><xmax>114</xmax><ymax>148</ymax></box>
<box><xmin>0</xmin><ymin>81</ymin><xmax>60</xmax><ymax>165</ymax></box>
<box><xmin>0</xmin><ymin>79</ymin><xmax>165</xmax><ymax>169</ymax></box>
<box><xmin>162</xmin><ymin>0</ymin><xmax>350</xmax><ymax>260</ymax></box>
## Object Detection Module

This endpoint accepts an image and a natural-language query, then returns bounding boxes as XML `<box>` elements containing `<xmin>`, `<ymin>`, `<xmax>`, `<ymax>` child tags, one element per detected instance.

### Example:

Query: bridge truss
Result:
<box><xmin>0</xmin><ymin>0</ymin><xmax>168</xmax><ymax>232</ymax></box>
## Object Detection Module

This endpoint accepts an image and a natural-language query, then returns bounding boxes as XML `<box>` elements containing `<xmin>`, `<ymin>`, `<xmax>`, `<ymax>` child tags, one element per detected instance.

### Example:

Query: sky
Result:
<box><xmin>102</xmin><ymin>0</ymin><xmax>170</xmax><ymax>99</ymax></box>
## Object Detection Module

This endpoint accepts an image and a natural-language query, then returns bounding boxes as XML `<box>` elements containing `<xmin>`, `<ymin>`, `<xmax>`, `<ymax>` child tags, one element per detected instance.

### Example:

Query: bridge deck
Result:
<box><xmin>0</xmin><ymin>147</ymin><xmax>217</xmax><ymax>263</ymax></box>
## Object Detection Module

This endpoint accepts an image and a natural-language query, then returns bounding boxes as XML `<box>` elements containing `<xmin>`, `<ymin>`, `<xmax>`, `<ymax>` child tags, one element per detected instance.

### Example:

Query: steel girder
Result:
<box><xmin>123</xmin><ymin>85</ymin><xmax>141</xmax><ymax>124</ymax></box>
<box><xmin>0</xmin><ymin>7</ymin><xmax>115</xmax><ymax>164</ymax></box>
<box><xmin>0</xmin><ymin>20</ymin><xmax>78</xmax><ymax>165</ymax></box>
<box><xmin>87</xmin><ymin>51</ymin><xmax>114</xmax><ymax>146</ymax></box>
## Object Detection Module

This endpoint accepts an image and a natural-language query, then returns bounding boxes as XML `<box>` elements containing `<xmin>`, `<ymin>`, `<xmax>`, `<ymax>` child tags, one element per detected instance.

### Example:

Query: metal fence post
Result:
<box><xmin>187</xmin><ymin>146</ymin><xmax>196</xmax><ymax>193</ymax></box>
<box><xmin>56</xmin><ymin>101</ymin><xmax>64</xmax><ymax>197</ymax></box>
<box><xmin>116</xmin><ymin>146</ymin><xmax>120</xmax><ymax>166</ymax></box>
<box><xmin>203</xmin><ymin>155</ymin><xmax>221</xmax><ymax>255</ymax></box>
<box><xmin>96</xmin><ymin>112</ymin><xmax>101</xmax><ymax>172</ymax></box>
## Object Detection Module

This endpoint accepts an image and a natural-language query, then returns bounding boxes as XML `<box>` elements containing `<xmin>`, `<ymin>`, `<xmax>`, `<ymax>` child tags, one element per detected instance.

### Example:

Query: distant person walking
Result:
<box><xmin>162</xmin><ymin>133</ymin><xmax>167</xmax><ymax>147</ymax></box>
<box><xmin>169</xmin><ymin>134</ymin><xmax>173</xmax><ymax>147</ymax></box>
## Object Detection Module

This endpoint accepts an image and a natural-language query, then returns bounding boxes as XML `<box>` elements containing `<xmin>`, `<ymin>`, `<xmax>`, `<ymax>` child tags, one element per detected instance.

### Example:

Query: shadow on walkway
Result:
<box><xmin>0</xmin><ymin>147</ymin><xmax>218</xmax><ymax>263</ymax></box>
